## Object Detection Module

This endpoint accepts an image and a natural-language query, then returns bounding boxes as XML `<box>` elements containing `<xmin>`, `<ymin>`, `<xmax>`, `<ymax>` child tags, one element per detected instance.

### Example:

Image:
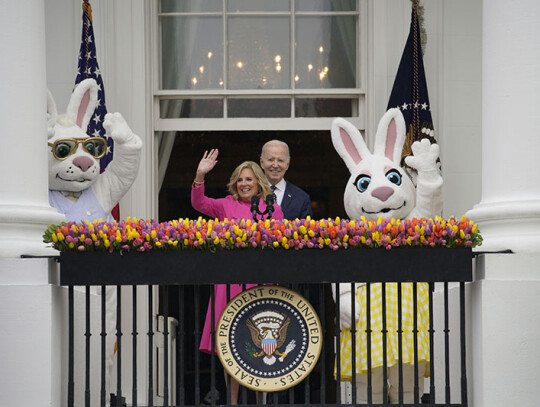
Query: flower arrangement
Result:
<box><xmin>43</xmin><ymin>216</ymin><xmax>482</xmax><ymax>253</ymax></box>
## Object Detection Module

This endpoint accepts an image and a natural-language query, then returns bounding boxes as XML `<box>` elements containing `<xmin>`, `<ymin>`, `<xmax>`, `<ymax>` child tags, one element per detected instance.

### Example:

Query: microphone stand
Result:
<box><xmin>251</xmin><ymin>195</ymin><xmax>275</xmax><ymax>221</ymax></box>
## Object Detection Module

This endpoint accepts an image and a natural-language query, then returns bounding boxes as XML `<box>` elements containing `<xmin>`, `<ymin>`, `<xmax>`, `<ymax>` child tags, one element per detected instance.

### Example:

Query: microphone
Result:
<box><xmin>251</xmin><ymin>196</ymin><xmax>259</xmax><ymax>221</ymax></box>
<box><xmin>265</xmin><ymin>194</ymin><xmax>275</xmax><ymax>217</ymax></box>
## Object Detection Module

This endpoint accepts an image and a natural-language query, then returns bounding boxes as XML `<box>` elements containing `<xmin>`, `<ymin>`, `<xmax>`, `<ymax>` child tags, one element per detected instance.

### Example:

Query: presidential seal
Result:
<box><xmin>216</xmin><ymin>285</ymin><xmax>322</xmax><ymax>392</ymax></box>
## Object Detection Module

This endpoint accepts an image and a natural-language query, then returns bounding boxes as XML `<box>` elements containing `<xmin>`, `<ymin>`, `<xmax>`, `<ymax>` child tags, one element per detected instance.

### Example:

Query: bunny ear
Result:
<box><xmin>66</xmin><ymin>78</ymin><xmax>99</xmax><ymax>130</ymax></box>
<box><xmin>46</xmin><ymin>89</ymin><xmax>58</xmax><ymax>120</ymax></box>
<box><xmin>373</xmin><ymin>108</ymin><xmax>406</xmax><ymax>163</ymax></box>
<box><xmin>46</xmin><ymin>89</ymin><xmax>58</xmax><ymax>140</ymax></box>
<box><xmin>331</xmin><ymin>118</ymin><xmax>371</xmax><ymax>173</ymax></box>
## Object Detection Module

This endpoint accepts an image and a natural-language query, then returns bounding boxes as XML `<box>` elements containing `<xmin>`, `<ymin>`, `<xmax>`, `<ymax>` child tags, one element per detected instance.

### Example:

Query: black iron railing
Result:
<box><xmin>58</xmin><ymin>248</ymin><xmax>472</xmax><ymax>407</ymax></box>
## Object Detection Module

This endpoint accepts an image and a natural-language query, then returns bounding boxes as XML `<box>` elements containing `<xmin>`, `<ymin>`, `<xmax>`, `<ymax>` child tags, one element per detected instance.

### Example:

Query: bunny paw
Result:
<box><xmin>103</xmin><ymin>112</ymin><xmax>134</xmax><ymax>144</ymax></box>
<box><xmin>404</xmin><ymin>138</ymin><xmax>439</xmax><ymax>171</ymax></box>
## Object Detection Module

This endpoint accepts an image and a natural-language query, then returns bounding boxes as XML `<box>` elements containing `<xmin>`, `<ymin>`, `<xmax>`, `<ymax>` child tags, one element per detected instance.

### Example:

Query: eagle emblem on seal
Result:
<box><xmin>246</xmin><ymin>311</ymin><xmax>296</xmax><ymax>366</ymax></box>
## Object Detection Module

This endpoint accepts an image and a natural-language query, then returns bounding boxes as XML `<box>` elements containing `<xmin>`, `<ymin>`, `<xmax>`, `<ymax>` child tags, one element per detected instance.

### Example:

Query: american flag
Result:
<box><xmin>387</xmin><ymin>1</ymin><xmax>438</xmax><ymax>169</ymax></box>
<box><xmin>75</xmin><ymin>0</ymin><xmax>119</xmax><ymax>220</ymax></box>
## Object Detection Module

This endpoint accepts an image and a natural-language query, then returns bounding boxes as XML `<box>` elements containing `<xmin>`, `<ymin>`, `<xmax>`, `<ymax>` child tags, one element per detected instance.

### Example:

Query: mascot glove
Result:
<box><xmin>104</xmin><ymin>112</ymin><xmax>136</xmax><ymax>144</ymax></box>
<box><xmin>404</xmin><ymin>138</ymin><xmax>440</xmax><ymax>172</ymax></box>
<box><xmin>338</xmin><ymin>292</ymin><xmax>359</xmax><ymax>329</ymax></box>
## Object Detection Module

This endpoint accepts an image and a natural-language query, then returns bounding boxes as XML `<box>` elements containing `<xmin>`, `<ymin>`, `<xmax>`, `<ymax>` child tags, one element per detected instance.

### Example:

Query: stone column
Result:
<box><xmin>0</xmin><ymin>0</ymin><xmax>65</xmax><ymax>258</ymax></box>
<box><xmin>0</xmin><ymin>259</ymin><xmax>63</xmax><ymax>407</ymax></box>
<box><xmin>466</xmin><ymin>0</ymin><xmax>540</xmax><ymax>253</ymax></box>
<box><xmin>467</xmin><ymin>3</ymin><xmax>540</xmax><ymax>407</ymax></box>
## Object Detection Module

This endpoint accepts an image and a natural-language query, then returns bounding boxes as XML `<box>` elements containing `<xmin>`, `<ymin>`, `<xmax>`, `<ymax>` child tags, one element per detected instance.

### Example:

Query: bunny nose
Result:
<box><xmin>73</xmin><ymin>156</ymin><xmax>94</xmax><ymax>172</ymax></box>
<box><xmin>371</xmin><ymin>186</ymin><xmax>394</xmax><ymax>202</ymax></box>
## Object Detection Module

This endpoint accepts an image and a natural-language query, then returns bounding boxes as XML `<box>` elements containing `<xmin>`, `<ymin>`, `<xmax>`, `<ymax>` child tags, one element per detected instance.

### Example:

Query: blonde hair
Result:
<box><xmin>227</xmin><ymin>161</ymin><xmax>272</xmax><ymax>201</ymax></box>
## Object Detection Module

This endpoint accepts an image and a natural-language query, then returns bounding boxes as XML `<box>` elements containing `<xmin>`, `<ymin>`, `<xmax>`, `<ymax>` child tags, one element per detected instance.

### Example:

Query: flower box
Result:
<box><xmin>58</xmin><ymin>247</ymin><xmax>473</xmax><ymax>286</ymax></box>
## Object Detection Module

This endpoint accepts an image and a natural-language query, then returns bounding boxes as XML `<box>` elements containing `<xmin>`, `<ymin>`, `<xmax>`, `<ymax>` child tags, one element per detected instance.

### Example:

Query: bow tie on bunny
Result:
<box><xmin>330</xmin><ymin>108</ymin><xmax>443</xmax><ymax>328</ymax></box>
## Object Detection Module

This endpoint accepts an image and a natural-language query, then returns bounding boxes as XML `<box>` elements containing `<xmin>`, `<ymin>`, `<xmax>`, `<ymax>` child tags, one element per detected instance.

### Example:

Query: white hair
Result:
<box><xmin>261</xmin><ymin>139</ymin><xmax>290</xmax><ymax>160</ymax></box>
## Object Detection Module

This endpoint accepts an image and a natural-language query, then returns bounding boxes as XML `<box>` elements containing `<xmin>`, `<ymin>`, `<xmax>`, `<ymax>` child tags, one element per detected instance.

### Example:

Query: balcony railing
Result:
<box><xmin>58</xmin><ymin>247</ymin><xmax>472</xmax><ymax>407</ymax></box>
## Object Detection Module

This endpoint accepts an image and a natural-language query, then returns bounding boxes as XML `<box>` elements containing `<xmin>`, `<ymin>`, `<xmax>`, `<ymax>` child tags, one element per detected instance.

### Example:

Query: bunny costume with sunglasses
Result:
<box><xmin>331</xmin><ymin>109</ymin><xmax>442</xmax><ymax>404</ymax></box>
<box><xmin>47</xmin><ymin>79</ymin><xmax>142</xmax><ymax>405</ymax></box>
<box><xmin>47</xmin><ymin>78</ymin><xmax>142</xmax><ymax>221</ymax></box>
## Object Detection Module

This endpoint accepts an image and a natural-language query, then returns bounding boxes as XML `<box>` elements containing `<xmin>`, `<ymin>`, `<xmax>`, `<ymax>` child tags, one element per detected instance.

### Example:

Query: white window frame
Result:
<box><xmin>150</xmin><ymin>0</ymin><xmax>368</xmax><ymax>131</ymax></box>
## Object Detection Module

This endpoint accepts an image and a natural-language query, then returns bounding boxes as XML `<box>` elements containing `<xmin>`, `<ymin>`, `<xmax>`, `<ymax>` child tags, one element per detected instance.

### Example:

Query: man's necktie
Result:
<box><xmin>271</xmin><ymin>185</ymin><xmax>277</xmax><ymax>203</ymax></box>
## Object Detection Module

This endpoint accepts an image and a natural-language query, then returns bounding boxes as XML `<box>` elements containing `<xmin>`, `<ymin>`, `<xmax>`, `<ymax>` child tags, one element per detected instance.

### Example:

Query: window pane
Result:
<box><xmin>295</xmin><ymin>0</ymin><xmax>356</xmax><ymax>12</ymax></box>
<box><xmin>295</xmin><ymin>98</ymin><xmax>357</xmax><ymax>117</ymax></box>
<box><xmin>161</xmin><ymin>17</ymin><xmax>224</xmax><ymax>90</ymax></box>
<box><xmin>228</xmin><ymin>0</ymin><xmax>289</xmax><ymax>12</ymax></box>
<box><xmin>295</xmin><ymin>16</ymin><xmax>356</xmax><ymax>89</ymax></box>
<box><xmin>228</xmin><ymin>98</ymin><xmax>290</xmax><ymax>117</ymax></box>
<box><xmin>160</xmin><ymin>0</ymin><xmax>222</xmax><ymax>13</ymax></box>
<box><xmin>160</xmin><ymin>99</ymin><xmax>223</xmax><ymax>118</ymax></box>
<box><xmin>228</xmin><ymin>17</ymin><xmax>290</xmax><ymax>90</ymax></box>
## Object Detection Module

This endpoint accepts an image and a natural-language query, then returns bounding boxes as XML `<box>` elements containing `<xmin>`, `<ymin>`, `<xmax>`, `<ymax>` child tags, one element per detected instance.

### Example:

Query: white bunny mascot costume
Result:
<box><xmin>331</xmin><ymin>108</ymin><xmax>442</xmax><ymax>404</ymax></box>
<box><xmin>47</xmin><ymin>78</ymin><xmax>142</xmax><ymax>219</ymax></box>
<box><xmin>47</xmin><ymin>78</ymin><xmax>142</xmax><ymax>402</ymax></box>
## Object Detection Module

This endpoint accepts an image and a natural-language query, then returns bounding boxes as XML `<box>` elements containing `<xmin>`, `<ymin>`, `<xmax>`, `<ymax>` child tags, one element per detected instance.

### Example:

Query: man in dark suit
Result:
<box><xmin>260</xmin><ymin>140</ymin><xmax>312</xmax><ymax>220</ymax></box>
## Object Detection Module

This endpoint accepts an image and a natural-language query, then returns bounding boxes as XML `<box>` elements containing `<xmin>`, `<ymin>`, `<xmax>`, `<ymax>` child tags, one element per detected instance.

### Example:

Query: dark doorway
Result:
<box><xmin>158</xmin><ymin>130</ymin><xmax>348</xmax><ymax>404</ymax></box>
<box><xmin>158</xmin><ymin>130</ymin><xmax>350</xmax><ymax>222</ymax></box>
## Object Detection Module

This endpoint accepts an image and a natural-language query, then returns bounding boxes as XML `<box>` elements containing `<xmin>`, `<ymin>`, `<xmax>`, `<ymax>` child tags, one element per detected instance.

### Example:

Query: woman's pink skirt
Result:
<box><xmin>199</xmin><ymin>283</ymin><xmax>257</xmax><ymax>354</ymax></box>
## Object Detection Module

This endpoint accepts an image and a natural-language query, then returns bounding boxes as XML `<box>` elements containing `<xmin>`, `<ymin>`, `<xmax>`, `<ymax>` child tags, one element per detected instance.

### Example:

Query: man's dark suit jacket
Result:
<box><xmin>280</xmin><ymin>180</ymin><xmax>312</xmax><ymax>220</ymax></box>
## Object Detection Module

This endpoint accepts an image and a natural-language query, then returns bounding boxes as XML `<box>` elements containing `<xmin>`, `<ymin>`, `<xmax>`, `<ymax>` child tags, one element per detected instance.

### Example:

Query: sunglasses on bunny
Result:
<box><xmin>48</xmin><ymin>137</ymin><xmax>107</xmax><ymax>160</ymax></box>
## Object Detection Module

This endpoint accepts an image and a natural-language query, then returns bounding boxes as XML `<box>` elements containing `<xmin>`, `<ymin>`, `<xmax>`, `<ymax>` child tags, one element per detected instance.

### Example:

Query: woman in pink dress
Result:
<box><xmin>191</xmin><ymin>149</ymin><xmax>284</xmax><ymax>404</ymax></box>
